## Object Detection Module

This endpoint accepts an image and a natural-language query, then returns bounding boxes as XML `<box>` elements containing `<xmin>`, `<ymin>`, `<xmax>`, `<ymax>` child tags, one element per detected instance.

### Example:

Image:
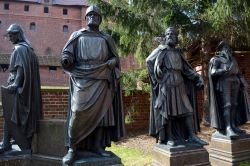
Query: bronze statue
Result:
<box><xmin>146</xmin><ymin>27</ymin><xmax>207</xmax><ymax>146</ymax></box>
<box><xmin>61</xmin><ymin>6</ymin><xmax>124</xmax><ymax>165</ymax></box>
<box><xmin>0</xmin><ymin>24</ymin><xmax>42</xmax><ymax>153</ymax></box>
<box><xmin>209</xmin><ymin>41</ymin><xmax>250</xmax><ymax>139</ymax></box>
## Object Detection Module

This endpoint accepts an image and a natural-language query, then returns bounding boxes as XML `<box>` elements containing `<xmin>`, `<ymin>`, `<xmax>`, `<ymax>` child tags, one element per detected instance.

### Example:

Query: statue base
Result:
<box><xmin>210</xmin><ymin>132</ymin><xmax>250</xmax><ymax>166</ymax></box>
<box><xmin>32</xmin><ymin>152</ymin><xmax>122</xmax><ymax>166</ymax></box>
<box><xmin>0</xmin><ymin>145</ymin><xmax>31</xmax><ymax>166</ymax></box>
<box><xmin>152</xmin><ymin>143</ymin><xmax>210</xmax><ymax>166</ymax></box>
<box><xmin>0</xmin><ymin>119</ymin><xmax>122</xmax><ymax>166</ymax></box>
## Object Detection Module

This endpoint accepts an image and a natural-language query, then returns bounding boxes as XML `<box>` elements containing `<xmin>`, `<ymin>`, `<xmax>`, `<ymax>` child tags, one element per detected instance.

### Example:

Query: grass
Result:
<box><xmin>241</xmin><ymin>162</ymin><xmax>250</xmax><ymax>166</ymax></box>
<box><xmin>107</xmin><ymin>144</ymin><xmax>152</xmax><ymax>166</ymax></box>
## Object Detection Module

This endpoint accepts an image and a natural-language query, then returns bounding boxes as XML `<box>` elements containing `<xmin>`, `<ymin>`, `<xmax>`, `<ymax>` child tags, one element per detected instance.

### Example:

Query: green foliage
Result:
<box><xmin>240</xmin><ymin>162</ymin><xmax>250</xmax><ymax>166</ymax></box>
<box><xmin>203</xmin><ymin>0</ymin><xmax>250</xmax><ymax>49</ymax></box>
<box><xmin>120</xmin><ymin>68</ymin><xmax>150</xmax><ymax>96</ymax></box>
<box><xmin>87</xmin><ymin>0</ymin><xmax>250</xmax><ymax>93</ymax></box>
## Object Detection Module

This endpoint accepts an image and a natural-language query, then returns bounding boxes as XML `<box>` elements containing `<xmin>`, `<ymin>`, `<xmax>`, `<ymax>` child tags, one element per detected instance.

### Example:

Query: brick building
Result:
<box><xmin>0</xmin><ymin>0</ymin><xmax>140</xmax><ymax>87</ymax></box>
<box><xmin>0</xmin><ymin>0</ymin><xmax>90</xmax><ymax>86</ymax></box>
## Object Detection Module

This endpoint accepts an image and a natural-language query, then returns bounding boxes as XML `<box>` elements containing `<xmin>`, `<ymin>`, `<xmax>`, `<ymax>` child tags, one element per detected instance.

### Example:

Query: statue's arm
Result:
<box><xmin>182</xmin><ymin>58</ymin><xmax>204</xmax><ymax>88</ymax></box>
<box><xmin>7</xmin><ymin>66</ymin><xmax>24</xmax><ymax>93</ymax></box>
<box><xmin>210</xmin><ymin>58</ymin><xmax>228</xmax><ymax>76</ymax></box>
<box><xmin>61</xmin><ymin>40</ymin><xmax>76</xmax><ymax>71</ymax></box>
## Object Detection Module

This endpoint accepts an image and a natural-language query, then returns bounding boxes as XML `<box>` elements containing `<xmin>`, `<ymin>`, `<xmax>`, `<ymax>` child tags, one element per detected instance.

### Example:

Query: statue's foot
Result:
<box><xmin>188</xmin><ymin>135</ymin><xmax>208</xmax><ymax>146</ymax></box>
<box><xmin>167</xmin><ymin>140</ymin><xmax>177</xmax><ymax>147</ymax></box>
<box><xmin>226</xmin><ymin>127</ymin><xmax>239</xmax><ymax>139</ymax></box>
<box><xmin>96</xmin><ymin>149</ymin><xmax>111</xmax><ymax>157</ymax></box>
<box><xmin>62</xmin><ymin>148</ymin><xmax>76</xmax><ymax>165</ymax></box>
<box><xmin>232</xmin><ymin>126</ymin><xmax>246</xmax><ymax>134</ymax></box>
<box><xmin>0</xmin><ymin>144</ymin><xmax>12</xmax><ymax>154</ymax></box>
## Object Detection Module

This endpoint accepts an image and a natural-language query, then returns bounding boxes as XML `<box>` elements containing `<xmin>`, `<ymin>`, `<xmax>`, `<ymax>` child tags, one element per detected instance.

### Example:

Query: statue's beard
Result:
<box><xmin>166</xmin><ymin>39</ymin><xmax>176</xmax><ymax>46</ymax></box>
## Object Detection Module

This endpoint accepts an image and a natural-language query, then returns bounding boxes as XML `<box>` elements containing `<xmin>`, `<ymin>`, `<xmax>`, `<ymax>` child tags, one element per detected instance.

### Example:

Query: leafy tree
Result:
<box><xmin>87</xmin><ymin>0</ymin><xmax>250</xmax><ymax>123</ymax></box>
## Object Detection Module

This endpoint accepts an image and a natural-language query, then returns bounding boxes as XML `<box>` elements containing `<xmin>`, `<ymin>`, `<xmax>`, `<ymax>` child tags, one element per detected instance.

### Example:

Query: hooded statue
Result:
<box><xmin>0</xmin><ymin>23</ymin><xmax>42</xmax><ymax>153</ymax></box>
<box><xmin>61</xmin><ymin>5</ymin><xmax>124</xmax><ymax>165</ymax></box>
<box><xmin>208</xmin><ymin>41</ymin><xmax>250</xmax><ymax>139</ymax></box>
<box><xmin>146</xmin><ymin>27</ymin><xmax>207</xmax><ymax>146</ymax></box>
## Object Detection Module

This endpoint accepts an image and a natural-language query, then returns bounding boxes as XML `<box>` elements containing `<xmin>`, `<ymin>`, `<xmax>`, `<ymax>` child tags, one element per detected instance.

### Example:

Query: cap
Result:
<box><xmin>85</xmin><ymin>5</ymin><xmax>101</xmax><ymax>17</ymax></box>
<box><xmin>7</xmin><ymin>23</ymin><xmax>22</xmax><ymax>34</ymax></box>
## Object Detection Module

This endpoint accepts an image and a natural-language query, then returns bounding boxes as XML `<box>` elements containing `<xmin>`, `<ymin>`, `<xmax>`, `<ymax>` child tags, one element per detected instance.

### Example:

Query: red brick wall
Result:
<box><xmin>42</xmin><ymin>88</ymin><xmax>68</xmax><ymax>119</ymax></box>
<box><xmin>0</xmin><ymin>1</ymin><xmax>86</xmax><ymax>56</ymax></box>
<box><xmin>0</xmin><ymin>88</ymin><xmax>151</xmax><ymax>139</ymax></box>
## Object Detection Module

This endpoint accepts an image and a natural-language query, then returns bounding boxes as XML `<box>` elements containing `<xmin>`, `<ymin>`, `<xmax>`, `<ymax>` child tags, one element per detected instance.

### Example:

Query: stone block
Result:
<box><xmin>32</xmin><ymin>119</ymin><xmax>67</xmax><ymax>157</ymax></box>
<box><xmin>152</xmin><ymin>144</ymin><xmax>210</xmax><ymax>166</ymax></box>
<box><xmin>209</xmin><ymin>134</ymin><xmax>250</xmax><ymax>166</ymax></box>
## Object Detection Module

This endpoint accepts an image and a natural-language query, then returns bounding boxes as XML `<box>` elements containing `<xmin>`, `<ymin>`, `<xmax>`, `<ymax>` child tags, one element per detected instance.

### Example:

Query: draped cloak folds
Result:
<box><xmin>208</xmin><ymin>53</ymin><xmax>250</xmax><ymax>129</ymax></box>
<box><xmin>146</xmin><ymin>45</ymin><xmax>200</xmax><ymax>139</ymax></box>
<box><xmin>61</xmin><ymin>29</ymin><xmax>124</xmax><ymax>147</ymax></box>
<box><xmin>1</xmin><ymin>42</ymin><xmax>42</xmax><ymax>149</ymax></box>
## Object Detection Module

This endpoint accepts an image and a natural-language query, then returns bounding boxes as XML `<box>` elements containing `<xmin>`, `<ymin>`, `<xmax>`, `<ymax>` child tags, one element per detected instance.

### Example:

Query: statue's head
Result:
<box><xmin>217</xmin><ymin>40</ymin><xmax>231</xmax><ymax>55</ymax></box>
<box><xmin>165</xmin><ymin>27</ymin><xmax>178</xmax><ymax>46</ymax></box>
<box><xmin>6</xmin><ymin>23</ymin><xmax>24</xmax><ymax>44</ymax></box>
<box><xmin>217</xmin><ymin>41</ymin><xmax>229</xmax><ymax>50</ymax></box>
<box><xmin>85</xmin><ymin>5</ymin><xmax>102</xmax><ymax>27</ymax></box>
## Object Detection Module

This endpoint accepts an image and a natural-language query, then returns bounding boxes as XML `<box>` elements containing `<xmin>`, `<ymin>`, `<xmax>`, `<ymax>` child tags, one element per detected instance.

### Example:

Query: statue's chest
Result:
<box><xmin>164</xmin><ymin>51</ymin><xmax>182</xmax><ymax>70</ymax></box>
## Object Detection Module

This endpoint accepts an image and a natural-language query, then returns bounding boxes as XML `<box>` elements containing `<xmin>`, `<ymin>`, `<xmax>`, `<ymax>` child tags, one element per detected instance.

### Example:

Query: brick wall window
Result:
<box><xmin>24</xmin><ymin>5</ymin><xmax>29</xmax><ymax>12</ymax></box>
<box><xmin>30</xmin><ymin>22</ymin><xmax>36</xmax><ymax>31</ymax></box>
<box><xmin>63</xmin><ymin>25</ymin><xmax>68</xmax><ymax>33</ymax></box>
<box><xmin>63</xmin><ymin>8</ymin><xmax>68</xmax><ymax>15</ymax></box>
<box><xmin>4</xmin><ymin>3</ymin><xmax>9</xmax><ymax>10</ymax></box>
<box><xmin>44</xmin><ymin>6</ymin><xmax>49</xmax><ymax>13</ymax></box>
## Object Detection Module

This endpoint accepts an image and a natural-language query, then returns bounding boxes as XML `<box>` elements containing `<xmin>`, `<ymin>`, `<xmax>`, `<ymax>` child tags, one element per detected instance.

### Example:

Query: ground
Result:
<box><xmin>115</xmin><ymin>122</ymin><xmax>250</xmax><ymax>155</ymax></box>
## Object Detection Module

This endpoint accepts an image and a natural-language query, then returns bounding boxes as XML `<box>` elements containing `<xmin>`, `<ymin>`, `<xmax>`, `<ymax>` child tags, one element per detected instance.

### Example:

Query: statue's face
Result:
<box><xmin>86</xmin><ymin>11</ymin><xmax>101</xmax><ymax>27</ymax></box>
<box><xmin>7</xmin><ymin>33</ymin><xmax>19</xmax><ymax>44</ymax></box>
<box><xmin>165</xmin><ymin>30</ymin><xmax>177</xmax><ymax>46</ymax></box>
<box><xmin>222</xmin><ymin>45</ymin><xmax>231</xmax><ymax>55</ymax></box>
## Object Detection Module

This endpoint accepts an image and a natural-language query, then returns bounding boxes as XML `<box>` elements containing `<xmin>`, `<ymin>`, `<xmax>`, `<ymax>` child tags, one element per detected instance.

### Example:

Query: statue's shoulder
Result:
<box><xmin>99</xmin><ymin>31</ymin><xmax>115</xmax><ymax>43</ymax></box>
<box><xmin>146</xmin><ymin>45</ymin><xmax>165</xmax><ymax>63</ymax></box>
<box><xmin>69</xmin><ymin>28</ymin><xmax>87</xmax><ymax>40</ymax></box>
<box><xmin>14</xmin><ymin>42</ymin><xmax>30</xmax><ymax>51</ymax></box>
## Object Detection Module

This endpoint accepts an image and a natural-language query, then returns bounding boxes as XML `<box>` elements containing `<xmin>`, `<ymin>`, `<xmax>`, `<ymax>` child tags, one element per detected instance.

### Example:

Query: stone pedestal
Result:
<box><xmin>32</xmin><ymin>119</ymin><xmax>67</xmax><ymax>157</ymax></box>
<box><xmin>152</xmin><ymin>144</ymin><xmax>210</xmax><ymax>166</ymax></box>
<box><xmin>31</xmin><ymin>119</ymin><xmax>122</xmax><ymax>166</ymax></box>
<box><xmin>209</xmin><ymin>133</ymin><xmax>250</xmax><ymax>166</ymax></box>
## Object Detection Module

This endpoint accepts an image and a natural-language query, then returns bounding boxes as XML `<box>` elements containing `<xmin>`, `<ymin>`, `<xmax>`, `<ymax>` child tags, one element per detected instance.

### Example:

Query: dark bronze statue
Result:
<box><xmin>61</xmin><ymin>6</ymin><xmax>124</xmax><ymax>165</ymax></box>
<box><xmin>209</xmin><ymin>41</ymin><xmax>250</xmax><ymax>139</ymax></box>
<box><xmin>0</xmin><ymin>24</ymin><xmax>42</xmax><ymax>153</ymax></box>
<box><xmin>146</xmin><ymin>27</ymin><xmax>207</xmax><ymax>146</ymax></box>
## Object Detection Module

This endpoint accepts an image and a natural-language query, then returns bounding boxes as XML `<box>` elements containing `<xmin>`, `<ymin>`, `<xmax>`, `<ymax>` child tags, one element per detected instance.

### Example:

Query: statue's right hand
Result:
<box><xmin>61</xmin><ymin>55</ymin><xmax>74</xmax><ymax>69</ymax></box>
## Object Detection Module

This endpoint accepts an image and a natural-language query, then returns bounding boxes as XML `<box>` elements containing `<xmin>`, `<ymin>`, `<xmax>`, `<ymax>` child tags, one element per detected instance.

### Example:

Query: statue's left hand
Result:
<box><xmin>6</xmin><ymin>84</ymin><xmax>18</xmax><ymax>93</ymax></box>
<box><xmin>195</xmin><ymin>76</ymin><xmax>204</xmax><ymax>89</ymax></box>
<box><xmin>107</xmin><ymin>58</ymin><xmax>117</xmax><ymax>69</ymax></box>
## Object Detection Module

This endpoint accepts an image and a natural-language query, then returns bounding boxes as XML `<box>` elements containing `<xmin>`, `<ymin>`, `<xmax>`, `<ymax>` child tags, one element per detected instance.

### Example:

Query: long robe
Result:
<box><xmin>1</xmin><ymin>42</ymin><xmax>42</xmax><ymax>149</ymax></box>
<box><xmin>146</xmin><ymin>45</ymin><xmax>200</xmax><ymax>139</ymax></box>
<box><xmin>61</xmin><ymin>29</ymin><xmax>124</xmax><ymax>148</ymax></box>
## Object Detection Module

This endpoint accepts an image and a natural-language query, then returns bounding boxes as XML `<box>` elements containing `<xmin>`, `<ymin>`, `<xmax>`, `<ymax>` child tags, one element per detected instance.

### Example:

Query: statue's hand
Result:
<box><xmin>6</xmin><ymin>84</ymin><xmax>18</xmax><ymax>93</ymax></box>
<box><xmin>61</xmin><ymin>54</ymin><xmax>74</xmax><ymax>70</ymax></box>
<box><xmin>195</xmin><ymin>76</ymin><xmax>204</xmax><ymax>89</ymax></box>
<box><xmin>107</xmin><ymin>58</ymin><xmax>117</xmax><ymax>69</ymax></box>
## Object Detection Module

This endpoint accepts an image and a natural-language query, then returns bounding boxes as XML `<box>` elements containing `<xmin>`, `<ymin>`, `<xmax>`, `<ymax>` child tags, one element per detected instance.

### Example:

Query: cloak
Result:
<box><xmin>146</xmin><ymin>45</ymin><xmax>200</xmax><ymax>138</ymax></box>
<box><xmin>208</xmin><ymin>55</ymin><xmax>250</xmax><ymax>129</ymax></box>
<box><xmin>1</xmin><ymin>42</ymin><xmax>42</xmax><ymax>149</ymax></box>
<box><xmin>62</xmin><ymin>29</ymin><xmax>124</xmax><ymax>146</ymax></box>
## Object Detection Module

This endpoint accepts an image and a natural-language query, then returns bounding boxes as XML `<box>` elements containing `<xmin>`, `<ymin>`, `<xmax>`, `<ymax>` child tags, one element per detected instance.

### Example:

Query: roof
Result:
<box><xmin>0</xmin><ymin>54</ymin><xmax>61</xmax><ymax>67</ymax></box>
<box><xmin>12</xmin><ymin>0</ymin><xmax>88</xmax><ymax>6</ymax></box>
<box><xmin>53</xmin><ymin>0</ymin><xmax>88</xmax><ymax>6</ymax></box>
